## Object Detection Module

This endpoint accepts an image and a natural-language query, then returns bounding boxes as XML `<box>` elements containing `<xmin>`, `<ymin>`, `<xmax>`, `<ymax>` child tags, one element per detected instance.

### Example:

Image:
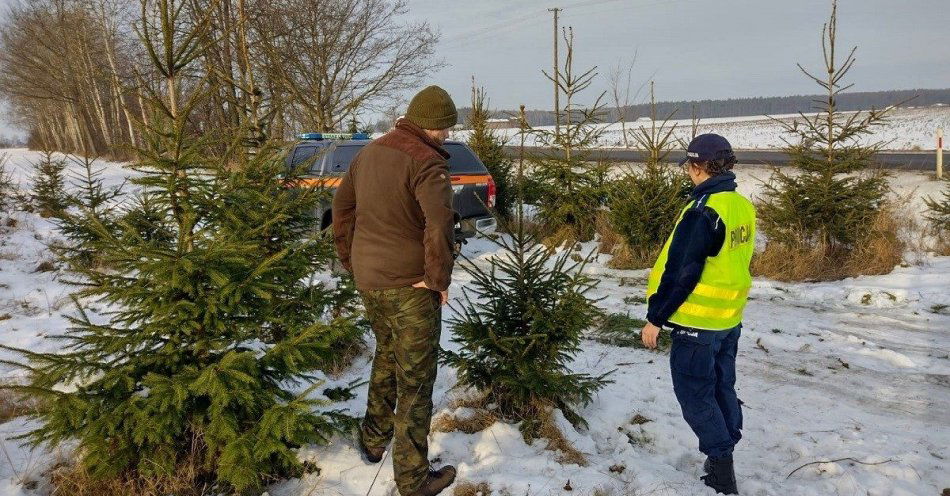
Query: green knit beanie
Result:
<box><xmin>405</xmin><ymin>85</ymin><xmax>458</xmax><ymax>130</ymax></box>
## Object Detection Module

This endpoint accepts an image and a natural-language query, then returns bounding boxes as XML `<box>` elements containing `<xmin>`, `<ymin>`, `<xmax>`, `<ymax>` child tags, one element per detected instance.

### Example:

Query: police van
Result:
<box><xmin>286</xmin><ymin>132</ymin><xmax>497</xmax><ymax>239</ymax></box>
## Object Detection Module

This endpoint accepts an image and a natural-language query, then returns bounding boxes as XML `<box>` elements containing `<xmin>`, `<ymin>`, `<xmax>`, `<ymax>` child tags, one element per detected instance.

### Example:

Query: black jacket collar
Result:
<box><xmin>692</xmin><ymin>171</ymin><xmax>737</xmax><ymax>200</ymax></box>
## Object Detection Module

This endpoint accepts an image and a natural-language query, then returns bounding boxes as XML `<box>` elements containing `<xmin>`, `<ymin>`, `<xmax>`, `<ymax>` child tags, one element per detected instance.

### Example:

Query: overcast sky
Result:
<box><xmin>404</xmin><ymin>0</ymin><xmax>949</xmax><ymax>112</ymax></box>
<box><xmin>1</xmin><ymin>0</ymin><xmax>947</xmax><ymax>135</ymax></box>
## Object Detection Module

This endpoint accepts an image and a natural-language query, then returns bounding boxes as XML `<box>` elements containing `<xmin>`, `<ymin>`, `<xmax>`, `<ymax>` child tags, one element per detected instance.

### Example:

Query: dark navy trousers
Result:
<box><xmin>669</xmin><ymin>324</ymin><xmax>743</xmax><ymax>459</ymax></box>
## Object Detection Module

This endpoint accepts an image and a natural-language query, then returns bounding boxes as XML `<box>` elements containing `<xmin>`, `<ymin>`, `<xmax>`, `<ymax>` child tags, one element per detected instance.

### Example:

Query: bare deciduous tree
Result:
<box><xmin>606</xmin><ymin>53</ymin><xmax>648</xmax><ymax>149</ymax></box>
<box><xmin>630</xmin><ymin>81</ymin><xmax>678</xmax><ymax>165</ymax></box>
<box><xmin>0</xmin><ymin>0</ymin><xmax>436</xmax><ymax>155</ymax></box>
<box><xmin>255</xmin><ymin>0</ymin><xmax>443</xmax><ymax>133</ymax></box>
<box><xmin>0</xmin><ymin>0</ymin><xmax>142</xmax><ymax>156</ymax></box>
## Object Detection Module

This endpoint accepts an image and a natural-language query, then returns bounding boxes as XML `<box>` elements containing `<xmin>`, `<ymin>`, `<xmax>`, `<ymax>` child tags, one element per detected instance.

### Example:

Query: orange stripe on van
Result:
<box><xmin>297</xmin><ymin>177</ymin><xmax>342</xmax><ymax>188</ymax></box>
<box><xmin>451</xmin><ymin>174</ymin><xmax>491</xmax><ymax>185</ymax></box>
<box><xmin>295</xmin><ymin>174</ymin><xmax>491</xmax><ymax>189</ymax></box>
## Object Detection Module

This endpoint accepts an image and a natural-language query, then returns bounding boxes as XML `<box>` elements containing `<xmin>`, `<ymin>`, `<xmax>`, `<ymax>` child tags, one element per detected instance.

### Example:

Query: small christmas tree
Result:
<box><xmin>925</xmin><ymin>180</ymin><xmax>950</xmax><ymax>232</ymax></box>
<box><xmin>30</xmin><ymin>151</ymin><xmax>70</xmax><ymax>217</ymax></box>
<box><xmin>531</xmin><ymin>27</ymin><xmax>610</xmax><ymax>244</ymax></box>
<box><xmin>925</xmin><ymin>179</ymin><xmax>950</xmax><ymax>252</ymax></box>
<box><xmin>53</xmin><ymin>155</ymin><xmax>125</xmax><ymax>270</ymax></box>
<box><xmin>606</xmin><ymin>168</ymin><xmax>692</xmax><ymax>268</ymax></box>
<box><xmin>443</xmin><ymin>106</ymin><xmax>611</xmax><ymax>440</ymax></box>
<box><xmin>466</xmin><ymin>78</ymin><xmax>514</xmax><ymax>220</ymax></box>
<box><xmin>756</xmin><ymin>0</ymin><xmax>898</xmax><ymax>280</ymax></box>
<box><xmin>116</xmin><ymin>191</ymin><xmax>177</xmax><ymax>245</ymax></box>
<box><xmin>606</xmin><ymin>82</ymin><xmax>692</xmax><ymax>268</ymax></box>
<box><xmin>0</xmin><ymin>4</ymin><xmax>358</xmax><ymax>493</ymax></box>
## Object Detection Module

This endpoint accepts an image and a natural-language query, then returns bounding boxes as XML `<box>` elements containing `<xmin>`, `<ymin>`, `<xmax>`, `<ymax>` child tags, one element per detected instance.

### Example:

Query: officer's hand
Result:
<box><xmin>641</xmin><ymin>322</ymin><xmax>661</xmax><ymax>349</ymax></box>
<box><xmin>412</xmin><ymin>281</ymin><xmax>449</xmax><ymax>306</ymax></box>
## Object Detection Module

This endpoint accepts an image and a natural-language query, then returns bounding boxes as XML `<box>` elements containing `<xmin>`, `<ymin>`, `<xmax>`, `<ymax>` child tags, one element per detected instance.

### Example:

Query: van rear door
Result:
<box><xmin>444</xmin><ymin>142</ymin><xmax>493</xmax><ymax>220</ymax></box>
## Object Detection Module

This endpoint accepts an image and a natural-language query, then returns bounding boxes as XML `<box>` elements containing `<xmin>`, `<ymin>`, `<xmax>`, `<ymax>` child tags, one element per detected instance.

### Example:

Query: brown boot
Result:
<box><xmin>357</xmin><ymin>434</ymin><xmax>385</xmax><ymax>463</ymax></box>
<box><xmin>409</xmin><ymin>465</ymin><xmax>456</xmax><ymax>496</ymax></box>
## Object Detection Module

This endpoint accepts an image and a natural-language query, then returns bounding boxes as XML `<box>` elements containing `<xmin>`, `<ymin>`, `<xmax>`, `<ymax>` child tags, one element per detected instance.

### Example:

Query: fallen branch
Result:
<box><xmin>786</xmin><ymin>457</ymin><xmax>896</xmax><ymax>479</ymax></box>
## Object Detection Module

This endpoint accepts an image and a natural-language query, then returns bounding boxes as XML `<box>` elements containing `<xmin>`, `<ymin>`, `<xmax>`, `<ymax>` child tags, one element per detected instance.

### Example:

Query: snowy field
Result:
<box><xmin>0</xmin><ymin>149</ymin><xmax>948</xmax><ymax>495</ymax></box>
<box><xmin>454</xmin><ymin>106</ymin><xmax>950</xmax><ymax>151</ymax></box>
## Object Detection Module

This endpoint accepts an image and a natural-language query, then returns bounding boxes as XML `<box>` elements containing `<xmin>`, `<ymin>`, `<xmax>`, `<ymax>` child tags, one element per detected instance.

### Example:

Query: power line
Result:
<box><xmin>439</xmin><ymin>0</ymin><xmax>686</xmax><ymax>49</ymax></box>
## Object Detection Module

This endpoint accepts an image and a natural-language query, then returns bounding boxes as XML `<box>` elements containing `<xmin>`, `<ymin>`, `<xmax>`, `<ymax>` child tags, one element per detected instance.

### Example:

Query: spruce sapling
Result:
<box><xmin>606</xmin><ymin>82</ymin><xmax>692</xmax><ymax>268</ymax></box>
<box><xmin>30</xmin><ymin>151</ymin><xmax>70</xmax><ymax>217</ymax></box>
<box><xmin>0</xmin><ymin>3</ymin><xmax>359</xmax><ymax>492</ymax></box>
<box><xmin>531</xmin><ymin>27</ymin><xmax>610</xmax><ymax>243</ymax></box>
<box><xmin>443</xmin><ymin>106</ymin><xmax>612</xmax><ymax>440</ymax></box>
<box><xmin>756</xmin><ymin>0</ymin><xmax>900</xmax><ymax>279</ymax></box>
<box><xmin>53</xmin><ymin>155</ymin><xmax>125</xmax><ymax>270</ymax></box>
<box><xmin>924</xmin><ymin>179</ymin><xmax>950</xmax><ymax>234</ymax></box>
<box><xmin>466</xmin><ymin>78</ymin><xmax>514</xmax><ymax>220</ymax></box>
<box><xmin>925</xmin><ymin>179</ymin><xmax>950</xmax><ymax>253</ymax></box>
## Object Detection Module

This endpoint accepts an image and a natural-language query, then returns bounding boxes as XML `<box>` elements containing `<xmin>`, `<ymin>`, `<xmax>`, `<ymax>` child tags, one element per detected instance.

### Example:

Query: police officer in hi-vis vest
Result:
<box><xmin>641</xmin><ymin>133</ymin><xmax>754</xmax><ymax>495</ymax></box>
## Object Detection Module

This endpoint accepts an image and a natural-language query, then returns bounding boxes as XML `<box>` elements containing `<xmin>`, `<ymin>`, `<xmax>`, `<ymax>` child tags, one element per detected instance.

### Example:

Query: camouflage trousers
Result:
<box><xmin>359</xmin><ymin>286</ymin><xmax>442</xmax><ymax>495</ymax></box>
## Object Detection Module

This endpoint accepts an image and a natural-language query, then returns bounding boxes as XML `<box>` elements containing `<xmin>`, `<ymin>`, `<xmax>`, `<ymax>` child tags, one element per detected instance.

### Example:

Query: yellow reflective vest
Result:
<box><xmin>646</xmin><ymin>192</ymin><xmax>756</xmax><ymax>330</ymax></box>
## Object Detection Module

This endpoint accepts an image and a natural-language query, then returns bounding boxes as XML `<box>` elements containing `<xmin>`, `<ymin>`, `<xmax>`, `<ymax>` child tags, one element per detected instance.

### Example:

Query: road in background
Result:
<box><xmin>503</xmin><ymin>147</ymin><xmax>939</xmax><ymax>171</ymax></box>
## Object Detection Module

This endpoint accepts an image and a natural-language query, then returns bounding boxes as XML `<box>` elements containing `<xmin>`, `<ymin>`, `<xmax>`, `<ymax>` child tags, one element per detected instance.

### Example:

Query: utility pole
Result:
<box><xmin>548</xmin><ymin>7</ymin><xmax>562</xmax><ymax>139</ymax></box>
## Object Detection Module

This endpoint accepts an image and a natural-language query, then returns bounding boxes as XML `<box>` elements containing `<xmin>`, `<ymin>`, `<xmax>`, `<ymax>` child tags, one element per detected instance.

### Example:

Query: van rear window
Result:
<box><xmin>329</xmin><ymin>145</ymin><xmax>363</xmax><ymax>173</ymax></box>
<box><xmin>445</xmin><ymin>143</ymin><xmax>489</xmax><ymax>175</ymax></box>
<box><xmin>289</xmin><ymin>145</ymin><xmax>327</xmax><ymax>172</ymax></box>
<box><xmin>291</xmin><ymin>142</ymin><xmax>487</xmax><ymax>175</ymax></box>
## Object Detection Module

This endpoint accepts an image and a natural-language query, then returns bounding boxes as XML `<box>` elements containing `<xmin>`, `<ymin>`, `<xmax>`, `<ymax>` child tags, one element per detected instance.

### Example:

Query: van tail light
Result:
<box><xmin>486</xmin><ymin>176</ymin><xmax>497</xmax><ymax>209</ymax></box>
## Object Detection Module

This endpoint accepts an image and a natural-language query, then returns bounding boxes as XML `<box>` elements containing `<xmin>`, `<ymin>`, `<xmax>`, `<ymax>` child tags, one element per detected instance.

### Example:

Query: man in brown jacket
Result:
<box><xmin>332</xmin><ymin>85</ymin><xmax>458</xmax><ymax>496</ymax></box>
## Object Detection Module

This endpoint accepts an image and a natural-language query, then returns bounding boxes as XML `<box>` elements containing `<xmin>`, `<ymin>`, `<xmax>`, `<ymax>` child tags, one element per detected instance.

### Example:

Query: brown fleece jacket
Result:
<box><xmin>332</xmin><ymin>119</ymin><xmax>457</xmax><ymax>292</ymax></box>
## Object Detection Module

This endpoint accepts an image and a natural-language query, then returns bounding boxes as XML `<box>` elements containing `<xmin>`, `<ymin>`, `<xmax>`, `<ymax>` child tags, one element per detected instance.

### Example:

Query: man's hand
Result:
<box><xmin>641</xmin><ymin>322</ymin><xmax>662</xmax><ymax>349</ymax></box>
<box><xmin>412</xmin><ymin>280</ymin><xmax>448</xmax><ymax>306</ymax></box>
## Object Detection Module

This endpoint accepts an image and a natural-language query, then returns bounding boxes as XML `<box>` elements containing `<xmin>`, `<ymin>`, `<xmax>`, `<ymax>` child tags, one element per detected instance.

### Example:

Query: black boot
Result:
<box><xmin>701</xmin><ymin>455</ymin><xmax>738</xmax><ymax>495</ymax></box>
<box><xmin>357</xmin><ymin>433</ymin><xmax>385</xmax><ymax>463</ymax></box>
<box><xmin>409</xmin><ymin>465</ymin><xmax>457</xmax><ymax>496</ymax></box>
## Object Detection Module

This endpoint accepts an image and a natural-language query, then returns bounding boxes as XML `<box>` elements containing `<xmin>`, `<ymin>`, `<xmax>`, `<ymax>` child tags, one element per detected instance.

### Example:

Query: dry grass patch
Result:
<box><xmin>752</xmin><ymin>240</ymin><xmax>837</xmax><ymax>282</ymax></box>
<box><xmin>843</xmin><ymin>206</ymin><xmax>907</xmax><ymax>275</ymax></box>
<box><xmin>541</xmin><ymin>226</ymin><xmax>578</xmax><ymax>250</ymax></box>
<box><xmin>596</xmin><ymin>211</ymin><xmax>621</xmax><ymax>255</ymax></box>
<box><xmin>933</xmin><ymin>234</ymin><xmax>950</xmax><ymax>256</ymax></box>
<box><xmin>508</xmin><ymin>213</ymin><xmax>540</xmax><ymax>236</ymax></box>
<box><xmin>453</xmin><ymin>480</ymin><xmax>492</xmax><ymax>496</ymax></box>
<box><xmin>433</xmin><ymin>394</ymin><xmax>587</xmax><ymax>465</ymax></box>
<box><xmin>535</xmin><ymin>406</ymin><xmax>587</xmax><ymax>466</ymax></box>
<box><xmin>431</xmin><ymin>408</ymin><xmax>498</xmax><ymax>434</ymax></box>
<box><xmin>606</xmin><ymin>240</ymin><xmax>658</xmax><ymax>270</ymax></box>
<box><xmin>47</xmin><ymin>441</ymin><xmax>219</xmax><ymax>496</ymax></box>
<box><xmin>753</xmin><ymin>207</ymin><xmax>908</xmax><ymax>281</ymax></box>
<box><xmin>49</xmin><ymin>457</ymin><xmax>210</xmax><ymax>496</ymax></box>
<box><xmin>319</xmin><ymin>336</ymin><xmax>367</xmax><ymax>378</ymax></box>
<box><xmin>0</xmin><ymin>387</ymin><xmax>42</xmax><ymax>423</ymax></box>
<box><xmin>431</xmin><ymin>393</ymin><xmax>499</xmax><ymax>434</ymax></box>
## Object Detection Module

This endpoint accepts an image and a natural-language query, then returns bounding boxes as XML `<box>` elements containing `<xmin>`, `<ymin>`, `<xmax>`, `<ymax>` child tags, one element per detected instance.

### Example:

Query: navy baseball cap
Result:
<box><xmin>679</xmin><ymin>133</ymin><xmax>735</xmax><ymax>165</ymax></box>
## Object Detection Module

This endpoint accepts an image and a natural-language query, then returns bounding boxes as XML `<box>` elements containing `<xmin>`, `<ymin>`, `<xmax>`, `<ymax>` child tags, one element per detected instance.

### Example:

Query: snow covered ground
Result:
<box><xmin>0</xmin><ymin>149</ymin><xmax>948</xmax><ymax>495</ymax></box>
<box><xmin>454</xmin><ymin>106</ymin><xmax>950</xmax><ymax>151</ymax></box>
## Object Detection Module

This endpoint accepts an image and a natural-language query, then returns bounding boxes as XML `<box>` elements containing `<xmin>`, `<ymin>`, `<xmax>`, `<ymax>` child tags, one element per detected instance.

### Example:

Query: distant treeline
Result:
<box><xmin>458</xmin><ymin>88</ymin><xmax>950</xmax><ymax>127</ymax></box>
